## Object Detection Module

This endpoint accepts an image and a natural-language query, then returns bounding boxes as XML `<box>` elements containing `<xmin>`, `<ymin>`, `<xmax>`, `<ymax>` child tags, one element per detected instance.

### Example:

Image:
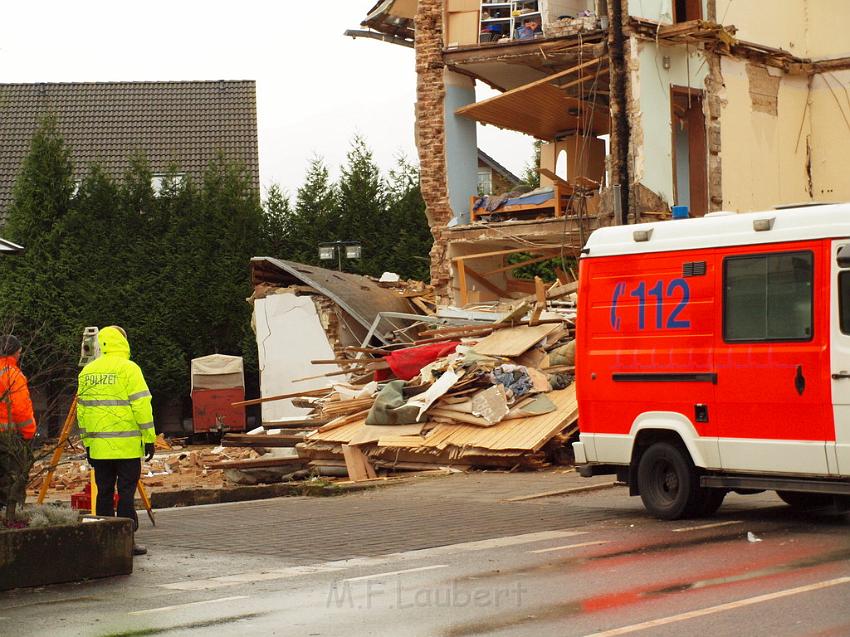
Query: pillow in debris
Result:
<box><xmin>365</xmin><ymin>380</ymin><xmax>425</xmax><ymax>426</ymax></box>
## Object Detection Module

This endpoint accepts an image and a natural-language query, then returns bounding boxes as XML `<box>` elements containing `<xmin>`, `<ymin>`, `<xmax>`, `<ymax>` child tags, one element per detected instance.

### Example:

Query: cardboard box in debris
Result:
<box><xmin>237</xmin><ymin>259</ymin><xmax>579</xmax><ymax>482</ymax></box>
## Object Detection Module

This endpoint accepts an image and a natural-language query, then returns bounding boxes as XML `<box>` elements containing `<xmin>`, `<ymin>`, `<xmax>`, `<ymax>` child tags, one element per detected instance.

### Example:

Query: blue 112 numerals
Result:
<box><xmin>611</xmin><ymin>278</ymin><xmax>691</xmax><ymax>330</ymax></box>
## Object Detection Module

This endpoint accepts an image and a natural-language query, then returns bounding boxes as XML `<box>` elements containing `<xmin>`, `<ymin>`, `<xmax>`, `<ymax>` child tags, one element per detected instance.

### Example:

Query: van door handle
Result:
<box><xmin>795</xmin><ymin>365</ymin><xmax>805</xmax><ymax>395</ymax></box>
<box><xmin>833</xmin><ymin>371</ymin><xmax>850</xmax><ymax>380</ymax></box>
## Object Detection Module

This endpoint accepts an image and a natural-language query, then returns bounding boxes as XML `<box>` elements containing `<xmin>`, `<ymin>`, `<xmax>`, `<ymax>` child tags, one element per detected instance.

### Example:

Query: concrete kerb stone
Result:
<box><xmin>0</xmin><ymin>518</ymin><xmax>133</xmax><ymax>591</ymax></box>
<box><xmin>148</xmin><ymin>471</ymin><xmax>454</xmax><ymax>509</ymax></box>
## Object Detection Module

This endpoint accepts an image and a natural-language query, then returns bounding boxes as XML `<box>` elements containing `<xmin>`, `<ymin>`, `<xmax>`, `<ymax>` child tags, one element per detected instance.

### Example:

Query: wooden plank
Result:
<box><xmin>464</xmin><ymin>264</ymin><xmax>509</xmax><ymax>298</ymax></box>
<box><xmin>232</xmin><ymin>387</ymin><xmax>330</xmax><ymax>407</ymax></box>
<box><xmin>471</xmin><ymin>323</ymin><xmax>560</xmax><ymax>357</ymax></box>
<box><xmin>262</xmin><ymin>419</ymin><xmax>330</xmax><ymax>429</ymax></box>
<box><xmin>222</xmin><ymin>433</ymin><xmax>306</xmax><ymax>448</ymax></box>
<box><xmin>316</xmin><ymin>410</ymin><xmax>370</xmax><ymax>434</ymax></box>
<box><xmin>342</xmin><ymin>445</ymin><xmax>377</xmax><ymax>481</ymax></box>
<box><xmin>205</xmin><ymin>457</ymin><xmax>306</xmax><ymax>470</ymax></box>
<box><xmin>457</xmin><ymin>259</ymin><xmax>469</xmax><ymax>305</ymax></box>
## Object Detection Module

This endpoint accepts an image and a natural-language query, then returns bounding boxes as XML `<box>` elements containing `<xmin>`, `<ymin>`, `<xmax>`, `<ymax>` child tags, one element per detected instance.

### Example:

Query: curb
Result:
<box><xmin>148</xmin><ymin>471</ymin><xmax>452</xmax><ymax>509</ymax></box>
<box><xmin>505</xmin><ymin>480</ymin><xmax>618</xmax><ymax>502</ymax></box>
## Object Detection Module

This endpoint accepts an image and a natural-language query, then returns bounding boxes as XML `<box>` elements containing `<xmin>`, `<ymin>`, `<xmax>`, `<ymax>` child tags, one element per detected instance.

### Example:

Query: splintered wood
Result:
<box><xmin>299</xmin><ymin>386</ymin><xmax>578</xmax><ymax>471</ymax></box>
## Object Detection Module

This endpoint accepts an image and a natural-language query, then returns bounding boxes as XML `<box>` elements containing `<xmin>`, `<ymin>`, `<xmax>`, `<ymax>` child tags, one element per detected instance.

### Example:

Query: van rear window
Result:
<box><xmin>724</xmin><ymin>251</ymin><xmax>813</xmax><ymax>342</ymax></box>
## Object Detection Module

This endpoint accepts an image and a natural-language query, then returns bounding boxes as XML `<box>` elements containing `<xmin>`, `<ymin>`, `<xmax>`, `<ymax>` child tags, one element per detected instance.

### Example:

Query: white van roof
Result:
<box><xmin>583</xmin><ymin>203</ymin><xmax>850</xmax><ymax>258</ymax></box>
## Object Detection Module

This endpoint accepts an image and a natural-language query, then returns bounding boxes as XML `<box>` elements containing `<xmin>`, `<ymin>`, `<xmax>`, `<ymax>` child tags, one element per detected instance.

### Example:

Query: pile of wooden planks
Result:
<box><xmin>225</xmin><ymin>313</ymin><xmax>579</xmax><ymax>481</ymax></box>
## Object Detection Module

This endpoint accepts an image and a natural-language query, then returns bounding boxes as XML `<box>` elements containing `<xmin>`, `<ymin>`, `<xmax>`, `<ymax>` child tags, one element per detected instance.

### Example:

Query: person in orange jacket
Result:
<box><xmin>0</xmin><ymin>334</ymin><xmax>36</xmax><ymax>512</ymax></box>
<box><xmin>0</xmin><ymin>335</ymin><xmax>36</xmax><ymax>441</ymax></box>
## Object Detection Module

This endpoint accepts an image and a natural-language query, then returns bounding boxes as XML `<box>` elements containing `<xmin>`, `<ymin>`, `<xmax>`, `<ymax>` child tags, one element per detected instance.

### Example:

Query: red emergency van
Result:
<box><xmin>574</xmin><ymin>203</ymin><xmax>850</xmax><ymax>519</ymax></box>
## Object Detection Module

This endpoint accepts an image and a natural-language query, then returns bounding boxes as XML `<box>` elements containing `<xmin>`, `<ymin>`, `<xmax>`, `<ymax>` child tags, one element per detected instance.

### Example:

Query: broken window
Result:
<box><xmin>674</xmin><ymin>0</ymin><xmax>702</xmax><ymax>23</ymax></box>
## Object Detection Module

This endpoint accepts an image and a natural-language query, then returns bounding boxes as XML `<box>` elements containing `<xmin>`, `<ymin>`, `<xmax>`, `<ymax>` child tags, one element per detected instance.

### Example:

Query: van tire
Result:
<box><xmin>776</xmin><ymin>491</ymin><xmax>833</xmax><ymax>509</ymax></box>
<box><xmin>637</xmin><ymin>442</ymin><xmax>700</xmax><ymax>520</ymax></box>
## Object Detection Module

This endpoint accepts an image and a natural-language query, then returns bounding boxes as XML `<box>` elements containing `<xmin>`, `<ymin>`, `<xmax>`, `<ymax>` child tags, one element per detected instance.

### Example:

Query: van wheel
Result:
<box><xmin>637</xmin><ymin>442</ymin><xmax>699</xmax><ymax>520</ymax></box>
<box><xmin>776</xmin><ymin>491</ymin><xmax>833</xmax><ymax>509</ymax></box>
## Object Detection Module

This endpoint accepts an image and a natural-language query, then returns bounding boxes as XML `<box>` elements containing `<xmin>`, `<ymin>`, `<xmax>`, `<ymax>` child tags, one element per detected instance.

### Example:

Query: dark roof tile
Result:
<box><xmin>0</xmin><ymin>80</ymin><xmax>259</xmax><ymax>217</ymax></box>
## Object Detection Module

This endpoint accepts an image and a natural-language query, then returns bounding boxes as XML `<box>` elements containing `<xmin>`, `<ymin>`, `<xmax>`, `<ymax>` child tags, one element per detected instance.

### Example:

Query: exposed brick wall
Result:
<box><xmin>415</xmin><ymin>0</ymin><xmax>454</xmax><ymax>299</ymax></box>
<box><xmin>705</xmin><ymin>53</ymin><xmax>724</xmax><ymax>211</ymax></box>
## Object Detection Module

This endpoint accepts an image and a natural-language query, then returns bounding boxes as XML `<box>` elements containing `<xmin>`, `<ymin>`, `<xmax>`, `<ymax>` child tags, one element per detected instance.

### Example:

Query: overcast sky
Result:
<box><xmin>1</xmin><ymin>1</ymin><xmax>532</xmax><ymax>199</ymax></box>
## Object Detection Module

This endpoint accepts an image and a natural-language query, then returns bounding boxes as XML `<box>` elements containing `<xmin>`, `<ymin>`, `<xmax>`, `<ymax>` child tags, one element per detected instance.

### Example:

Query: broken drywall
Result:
<box><xmin>254</xmin><ymin>293</ymin><xmax>340</xmax><ymax>422</ymax></box>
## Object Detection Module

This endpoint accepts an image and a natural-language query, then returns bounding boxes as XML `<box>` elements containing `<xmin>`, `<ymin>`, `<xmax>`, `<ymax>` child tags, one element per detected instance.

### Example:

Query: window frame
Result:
<box><xmin>839</xmin><ymin>270</ymin><xmax>850</xmax><ymax>336</ymax></box>
<box><xmin>722</xmin><ymin>249</ymin><xmax>815</xmax><ymax>344</ymax></box>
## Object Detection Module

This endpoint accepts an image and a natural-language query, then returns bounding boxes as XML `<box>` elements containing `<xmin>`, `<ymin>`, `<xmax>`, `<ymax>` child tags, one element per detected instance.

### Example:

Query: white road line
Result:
<box><xmin>529</xmin><ymin>540</ymin><xmax>610</xmax><ymax>554</ymax></box>
<box><xmin>128</xmin><ymin>595</ymin><xmax>249</xmax><ymax>616</ymax></box>
<box><xmin>672</xmin><ymin>520</ymin><xmax>742</xmax><ymax>533</ymax></box>
<box><xmin>159</xmin><ymin>529</ymin><xmax>585</xmax><ymax>591</ymax></box>
<box><xmin>583</xmin><ymin>576</ymin><xmax>850</xmax><ymax>637</ymax></box>
<box><xmin>343</xmin><ymin>565</ymin><xmax>449</xmax><ymax>582</ymax></box>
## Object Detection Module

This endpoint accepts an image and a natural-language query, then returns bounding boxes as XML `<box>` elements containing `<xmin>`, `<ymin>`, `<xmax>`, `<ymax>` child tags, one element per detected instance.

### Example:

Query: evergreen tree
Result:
<box><xmin>260</xmin><ymin>184</ymin><xmax>293</xmax><ymax>257</ymax></box>
<box><xmin>385</xmin><ymin>156</ymin><xmax>432</xmax><ymax>281</ymax></box>
<box><xmin>522</xmin><ymin>140</ymin><xmax>542</xmax><ymax>189</ymax></box>
<box><xmin>290</xmin><ymin>156</ymin><xmax>338</xmax><ymax>264</ymax></box>
<box><xmin>335</xmin><ymin>136</ymin><xmax>386</xmax><ymax>275</ymax></box>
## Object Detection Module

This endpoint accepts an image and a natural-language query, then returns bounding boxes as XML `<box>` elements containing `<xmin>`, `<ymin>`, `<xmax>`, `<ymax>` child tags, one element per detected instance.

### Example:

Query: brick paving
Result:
<box><xmin>136</xmin><ymin>471</ymin><xmax>630</xmax><ymax>561</ymax></box>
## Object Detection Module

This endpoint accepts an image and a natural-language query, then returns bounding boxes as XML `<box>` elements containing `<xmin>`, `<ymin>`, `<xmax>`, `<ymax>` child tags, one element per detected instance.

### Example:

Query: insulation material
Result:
<box><xmin>254</xmin><ymin>293</ymin><xmax>340</xmax><ymax>421</ymax></box>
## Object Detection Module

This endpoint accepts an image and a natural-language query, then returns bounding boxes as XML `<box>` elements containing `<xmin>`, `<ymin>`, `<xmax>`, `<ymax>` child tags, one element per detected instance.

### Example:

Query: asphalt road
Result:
<box><xmin>3</xmin><ymin>475</ymin><xmax>850</xmax><ymax>637</ymax></box>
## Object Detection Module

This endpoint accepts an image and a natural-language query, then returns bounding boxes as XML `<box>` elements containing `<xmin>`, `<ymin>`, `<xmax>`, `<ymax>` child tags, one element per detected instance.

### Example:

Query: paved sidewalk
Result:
<box><xmin>137</xmin><ymin>470</ymin><xmax>623</xmax><ymax>562</ymax></box>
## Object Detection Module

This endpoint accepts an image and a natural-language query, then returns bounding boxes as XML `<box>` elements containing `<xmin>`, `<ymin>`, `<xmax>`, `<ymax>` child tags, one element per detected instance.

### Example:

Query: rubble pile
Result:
<box><xmin>224</xmin><ymin>282</ymin><xmax>579</xmax><ymax>481</ymax></box>
<box><xmin>28</xmin><ymin>445</ymin><xmax>261</xmax><ymax>498</ymax></box>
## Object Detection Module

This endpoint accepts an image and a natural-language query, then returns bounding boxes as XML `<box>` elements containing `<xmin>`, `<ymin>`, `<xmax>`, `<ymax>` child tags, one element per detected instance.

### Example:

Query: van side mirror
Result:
<box><xmin>838</xmin><ymin>244</ymin><xmax>850</xmax><ymax>269</ymax></box>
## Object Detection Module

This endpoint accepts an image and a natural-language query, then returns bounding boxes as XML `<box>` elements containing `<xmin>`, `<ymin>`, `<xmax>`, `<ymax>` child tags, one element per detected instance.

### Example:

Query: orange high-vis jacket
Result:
<box><xmin>0</xmin><ymin>355</ymin><xmax>36</xmax><ymax>440</ymax></box>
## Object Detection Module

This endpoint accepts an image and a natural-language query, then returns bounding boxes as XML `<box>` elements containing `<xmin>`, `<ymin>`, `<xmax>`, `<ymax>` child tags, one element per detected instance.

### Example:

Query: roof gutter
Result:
<box><xmin>344</xmin><ymin>29</ymin><xmax>414</xmax><ymax>48</ymax></box>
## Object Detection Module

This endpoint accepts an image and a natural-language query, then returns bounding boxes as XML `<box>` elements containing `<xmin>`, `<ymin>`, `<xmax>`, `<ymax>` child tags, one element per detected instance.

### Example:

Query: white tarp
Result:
<box><xmin>190</xmin><ymin>354</ymin><xmax>244</xmax><ymax>391</ymax></box>
<box><xmin>254</xmin><ymin>293</ymin><xmax>340</xmax><ymax>421</ymax></box>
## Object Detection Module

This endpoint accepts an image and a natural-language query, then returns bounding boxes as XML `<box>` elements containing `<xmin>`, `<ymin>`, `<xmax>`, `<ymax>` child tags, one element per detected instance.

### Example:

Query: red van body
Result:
<box><xmin>574</xmin><ymin>204</ymin><xmax>850</xmax><ymax>519</ymax></box>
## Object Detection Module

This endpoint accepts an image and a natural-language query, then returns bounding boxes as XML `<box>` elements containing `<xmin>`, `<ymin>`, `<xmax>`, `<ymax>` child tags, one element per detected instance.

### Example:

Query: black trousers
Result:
<box><xmin>91</xmin><ymin>458</ymin><xmax>141</xmax><ymax>531</ymax></box>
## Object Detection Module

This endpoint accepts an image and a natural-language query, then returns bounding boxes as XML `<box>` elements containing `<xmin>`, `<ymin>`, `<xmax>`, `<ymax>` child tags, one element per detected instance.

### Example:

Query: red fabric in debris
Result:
<box><xmin>382</xmin><ymin>342</ymin><xmax>461</xmax><ymax>381</ymax></box>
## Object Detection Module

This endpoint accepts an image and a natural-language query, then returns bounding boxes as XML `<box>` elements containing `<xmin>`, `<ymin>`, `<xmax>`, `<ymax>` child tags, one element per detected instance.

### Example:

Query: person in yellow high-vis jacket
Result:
<box><xmin>77</xmin><ymin>326</ymin><xmax>155</xmax><ymax>556</ymax></box>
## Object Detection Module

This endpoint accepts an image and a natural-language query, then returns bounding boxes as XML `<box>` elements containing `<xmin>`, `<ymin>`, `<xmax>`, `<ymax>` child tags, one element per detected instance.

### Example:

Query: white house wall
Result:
<box><xmin>717</xmin><ymin>57</ymin><xmax>812</xmax><ymax>211</ymax></box>
<box><xmin>626</xmin><ymin>0</ymin><xmax>708</xmax><ymax>23</ymax></box>
<box><xmin>631</xmin><ymin>40</ymin><xmax>708</xmax><ymax>207</ymax></box>
<box><xmin>809</xmin><ymin>70</ymin><xmax>850</xmax><ymax>203</ymax></box>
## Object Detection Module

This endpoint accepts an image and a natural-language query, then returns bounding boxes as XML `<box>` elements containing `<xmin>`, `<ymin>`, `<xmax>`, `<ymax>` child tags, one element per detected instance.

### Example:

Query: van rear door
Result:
<box><xmin>715</xmin><ymin>241</ymin><xmax>831</xmax><ymax>475</ymax></box>
<box><xmin>830</xmin><ymin>239</ymin><xmax>850</xmax><ymax>475</ymax></box>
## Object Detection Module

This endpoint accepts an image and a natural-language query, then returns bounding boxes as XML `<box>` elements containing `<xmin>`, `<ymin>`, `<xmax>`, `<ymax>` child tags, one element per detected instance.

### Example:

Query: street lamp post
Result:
<box><xmin>318</xmin><ymin>241</ymin><xmax>362</xmax><ymax>272</ymax></box>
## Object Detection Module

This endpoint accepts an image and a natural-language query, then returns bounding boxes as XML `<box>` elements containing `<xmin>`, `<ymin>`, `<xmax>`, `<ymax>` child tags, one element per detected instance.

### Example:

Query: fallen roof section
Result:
<box><xmin>251</xmin><ymin>257</ymin><xmax>415</xmax><ymax>344</ymax></box>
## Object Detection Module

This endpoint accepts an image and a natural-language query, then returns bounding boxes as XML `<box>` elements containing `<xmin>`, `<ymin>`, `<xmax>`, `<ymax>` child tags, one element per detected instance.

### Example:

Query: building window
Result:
<box><xmin>723</xmin><ymin>251</ymin><xmax>813</xmax><ymax>342</ymax></box>
<box><xmin>151</xmin><ymin>173</ymin><xmax>185</xmax><ymax>195</ymax></box>
<box><xmin>477</xmin><ymin>169</ymin><xmax>493</xmax><ymax>195</ymax></box>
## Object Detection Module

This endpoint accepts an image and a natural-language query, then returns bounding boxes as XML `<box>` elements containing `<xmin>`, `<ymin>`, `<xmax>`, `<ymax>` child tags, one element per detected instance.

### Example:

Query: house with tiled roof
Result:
<box><xmin>0</xmin><ymin>80</ymin><xmax>259</xmax><ymax>220</ymax></box>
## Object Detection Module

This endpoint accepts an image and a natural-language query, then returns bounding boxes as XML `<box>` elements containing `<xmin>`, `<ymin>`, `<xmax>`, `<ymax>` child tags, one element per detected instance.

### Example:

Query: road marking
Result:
<box><xmin>343</xmin><ymin>565</ymin><xmax>449</xmax><ymax>582</ymax></box>
<box><xmin>583</xmin><ymin>576</ymin><xmax>850</xmax><ymax>637</ymax></box>
<box><xmin>672</xmin><ymin>520</ymin><xmax>742</xmax><ymax>533</ymax></box>
<box><xmin>128</xmin><ymin>595</ymin><xmax>249</xmax><ymax>615</ymax></box>
<box><xmin>529</xmin><ymin>540</ymin><xmax>610</xmax><ymax>554</ymax></box>
<box><xmin>159</xmin><ymin>529</ymin><xmax>585</xmax><ymax>591</ymax></box>
<box><xmin>507</xmin><ymin>482</ymin><xmax>617</xmax><ymax>502</ymax></box>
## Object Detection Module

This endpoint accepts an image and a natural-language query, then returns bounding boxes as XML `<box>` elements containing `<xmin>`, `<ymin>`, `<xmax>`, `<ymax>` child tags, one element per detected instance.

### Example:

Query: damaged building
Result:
<box><xmin>351</xmin><ymin>0</ymin><xmax>850</xmax><ymax>302</ymax></box>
